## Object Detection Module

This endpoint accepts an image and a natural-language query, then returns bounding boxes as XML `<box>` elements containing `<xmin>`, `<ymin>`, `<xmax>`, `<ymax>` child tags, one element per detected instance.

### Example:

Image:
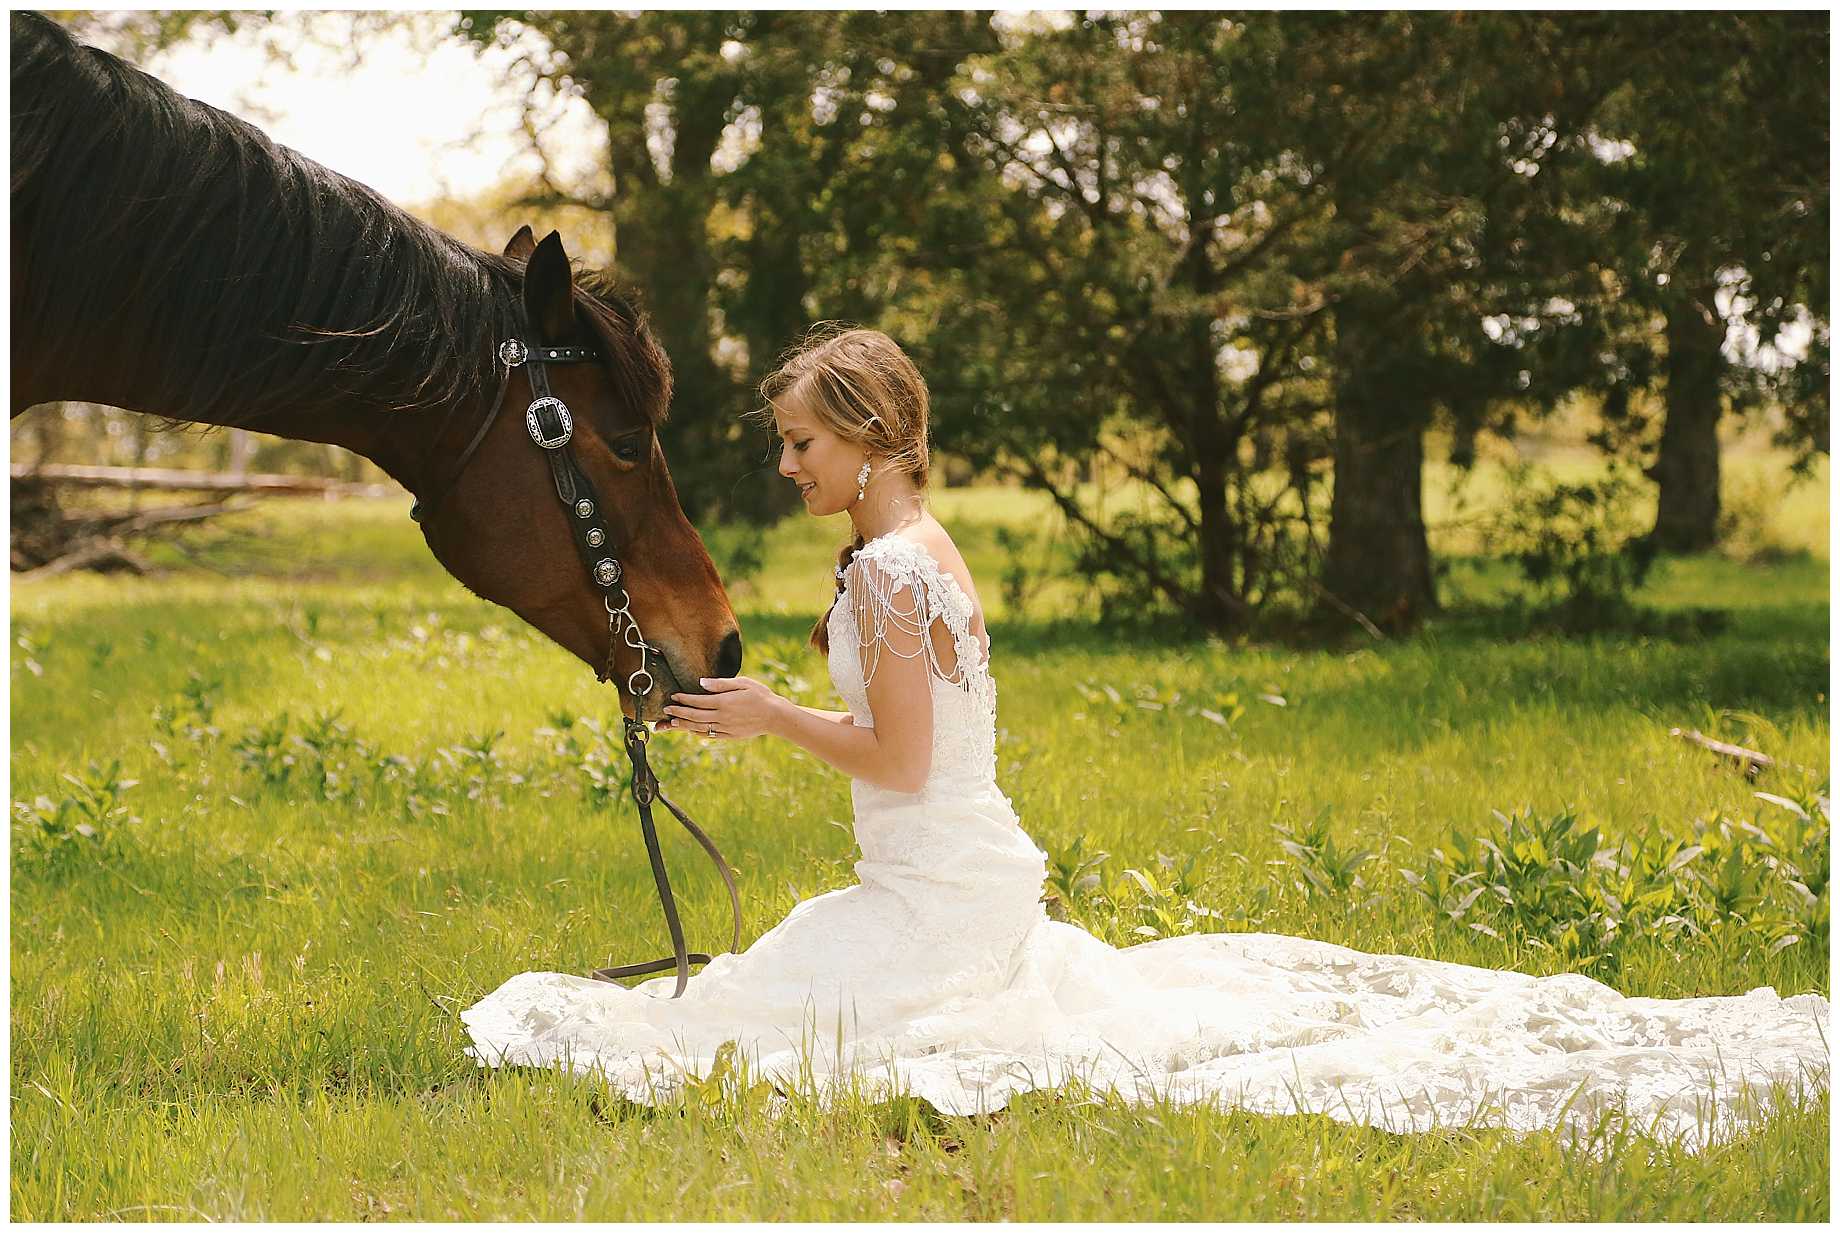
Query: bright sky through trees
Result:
<box><xmin>144</xmin><ymin>11</ymin><xmax>604</xmax><ymax>207</ymax></box>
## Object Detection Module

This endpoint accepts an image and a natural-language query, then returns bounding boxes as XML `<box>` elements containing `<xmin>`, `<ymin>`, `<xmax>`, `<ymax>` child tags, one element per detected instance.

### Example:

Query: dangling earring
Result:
<box><xmin>854</xmin><ymin>458</ymin><xmax>872</xmax><ymax>503</ymax></box>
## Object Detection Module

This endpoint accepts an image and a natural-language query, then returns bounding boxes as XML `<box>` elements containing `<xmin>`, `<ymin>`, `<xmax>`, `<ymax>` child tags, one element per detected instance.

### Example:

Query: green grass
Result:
<box><xmin>9</xmin><ymin>470</ymin><xmax>1831</xmax><ymax>1220</ymax></box>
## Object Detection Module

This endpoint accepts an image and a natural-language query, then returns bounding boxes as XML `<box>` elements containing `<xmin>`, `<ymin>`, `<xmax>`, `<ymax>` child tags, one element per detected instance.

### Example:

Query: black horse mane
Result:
<box><xmin>11</xmin><ymin>10</ymin><xmax>669</xmax><ymax>426</ymax></box>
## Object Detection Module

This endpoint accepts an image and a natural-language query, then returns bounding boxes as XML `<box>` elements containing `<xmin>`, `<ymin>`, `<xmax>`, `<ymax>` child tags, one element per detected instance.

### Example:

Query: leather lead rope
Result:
<box><xmin>414</xmin><ymin>327</ymin><xmax>743</xmax><ymax>998</ymax></box>
<box><xmin>589</xmin><ymin>709</ymin><xmax>744</xmax><ymax>996</ymax></box>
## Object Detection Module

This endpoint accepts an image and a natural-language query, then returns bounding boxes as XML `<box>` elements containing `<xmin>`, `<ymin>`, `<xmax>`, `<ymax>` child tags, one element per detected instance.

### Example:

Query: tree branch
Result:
<box><xmin>1001</xmin><ymin>455</ymin><xmax>1197</xmax><ymax>615</ymax></box>
<box><xmin>1093</xmin><ymin>438</ymin><xmax>1202</xmax><ymax>536</ymax></box>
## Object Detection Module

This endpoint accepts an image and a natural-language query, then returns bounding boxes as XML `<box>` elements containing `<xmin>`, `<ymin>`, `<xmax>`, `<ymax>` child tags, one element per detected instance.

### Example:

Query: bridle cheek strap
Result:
<box><xmin>519</xmin><ymin>341</ymin><xmax>635</xmax><ymax>663</ymax></box>
<box><xmin>411</xmin><ymin>331</ymin><xmax>741</xmax><ymax>998</ymax></box>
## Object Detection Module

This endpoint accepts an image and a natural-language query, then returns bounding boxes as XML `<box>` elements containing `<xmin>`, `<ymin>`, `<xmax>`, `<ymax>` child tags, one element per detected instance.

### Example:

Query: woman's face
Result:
<box><xmin>774</xmin><ymin>400</ymin><xmax>863</xmax><ymax>517</ymax></box>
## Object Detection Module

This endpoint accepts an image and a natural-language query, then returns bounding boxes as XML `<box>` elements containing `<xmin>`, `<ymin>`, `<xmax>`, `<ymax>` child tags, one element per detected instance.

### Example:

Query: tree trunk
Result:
<box><xmin>1322</xmin><ymin>409</ymin><xmax>1436</xmax><ymax>631</ymax></box>
<box><xmin>1194</xmin><ymin>445</ymin><xmax>1241</xmax><ymax>631</ymax></box>
<box><xmin>1649</xmin><ymin>285</ymin><xmax>1726</xmax><ymax>553</ymax></box>
<box><xmin>1322</xmin><ymin>311</ymin><xmax>1437</xmax><ymax>631</ymax></box>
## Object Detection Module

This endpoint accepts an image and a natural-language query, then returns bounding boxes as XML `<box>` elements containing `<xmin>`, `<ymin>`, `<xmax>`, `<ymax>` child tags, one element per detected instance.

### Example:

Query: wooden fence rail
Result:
<box><xmin>11</xmin><ymin>463</ymin><xmax>396</xmax><ymax>498</ymax></box>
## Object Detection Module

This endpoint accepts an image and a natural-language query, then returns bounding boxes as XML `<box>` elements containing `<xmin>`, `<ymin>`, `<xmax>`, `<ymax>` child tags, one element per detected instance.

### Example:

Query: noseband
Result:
<box><xmin>411</xmin><ymin>328</ymin><xmax>741</xmax><ymax>998</ymax></box>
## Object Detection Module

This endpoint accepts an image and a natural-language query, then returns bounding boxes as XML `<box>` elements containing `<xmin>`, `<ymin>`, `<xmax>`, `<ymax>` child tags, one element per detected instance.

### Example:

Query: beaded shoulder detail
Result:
<box><xmin>842</xmin><ymin>534</ymin><xmax>987</xmax><ymax>689</ymax></box>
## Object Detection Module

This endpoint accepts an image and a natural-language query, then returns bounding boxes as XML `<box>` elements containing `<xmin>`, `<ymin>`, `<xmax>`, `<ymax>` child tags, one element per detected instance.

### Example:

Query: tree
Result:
<box><xmin>1274</xmin><ymin>13</ymin><xmax>1667</xmax><ymax>628</ymax></box>
<box><xmin>1581</xmin><ymin>13</ymin><xmax>1828</xmax><ymax>552</ymax></box>
<box><xmin>454</xmin><ymin>11</ymin><xmax>765</xmax><ymax>521</ymax></box>
<box><xmin>914</xmin><ymin>13</ymin><xmax>1645</xmax><ymax>632</ymax></box>
<box><xmin>902</xmin><ymin>13</ymin><xmax>1349</xmax><ymax>629</ymax></box>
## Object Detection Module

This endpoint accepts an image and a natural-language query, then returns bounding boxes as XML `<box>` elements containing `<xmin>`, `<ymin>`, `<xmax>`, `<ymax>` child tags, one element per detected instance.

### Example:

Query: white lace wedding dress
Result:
<box><xmin>463</xmin><ymin>534</ymin><xmax>1830</xmax><ymax>1149</ymax></box>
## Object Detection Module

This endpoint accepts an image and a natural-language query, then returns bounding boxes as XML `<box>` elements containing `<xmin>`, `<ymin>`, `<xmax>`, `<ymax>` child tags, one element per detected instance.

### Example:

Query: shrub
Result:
<box><xmin>1490</xmin><ymin>463</ymin><xmax>1661</xmax><ymax>633</ymax></box>
<box><xmin>1272</xmin><ymin>806</ymin><xmax>1379</xmax><ymax>903</ymax></box>
<box><xmin>12</xmin><ymin>759</ymin><xmax>141</xmax><ymax>869</ymax></box>
<box><xmin>1040</xmin><ymin>835</ymin><xmax>1225</xmax><ymax>944</ymax></box>
<box><xmin>1403</xmin><ymin>801</ymin><xmax>1831</xmax><ymax>975</ymax></box>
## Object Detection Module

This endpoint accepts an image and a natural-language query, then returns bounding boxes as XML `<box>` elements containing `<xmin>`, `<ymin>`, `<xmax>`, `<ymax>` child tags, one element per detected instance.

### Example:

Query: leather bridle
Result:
<box><xmin>412</xmin><ymin>329</ymin><xmax>741</xmax><ymax>998</ymax></box>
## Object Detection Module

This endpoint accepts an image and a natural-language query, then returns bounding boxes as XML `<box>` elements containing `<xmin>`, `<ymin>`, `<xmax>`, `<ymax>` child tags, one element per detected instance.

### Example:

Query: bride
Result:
<box><xmin>462</xmin><ymin>326</ymin><xmax>1828</xmax><ymax>1148</ymax></box>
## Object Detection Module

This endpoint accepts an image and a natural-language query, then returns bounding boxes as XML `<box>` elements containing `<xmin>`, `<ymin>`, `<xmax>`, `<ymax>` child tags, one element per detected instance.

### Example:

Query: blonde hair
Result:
<box><xmin>752</xmin><ymin>323</ymin><xmax>931</xmax><ymax>652</ymax></box>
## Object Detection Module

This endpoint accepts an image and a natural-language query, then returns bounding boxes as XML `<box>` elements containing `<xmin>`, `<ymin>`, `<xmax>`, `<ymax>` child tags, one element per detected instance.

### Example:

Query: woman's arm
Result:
<box><xmin>769</xmin><ymin>628</ymin><xmax>933</xmax><ymax>790</ymax></box>
<box><xmin>657</xmin><ymin>696</ymin><xmax>853</xmax><ymax>735</ymax></box>
<box><xmin>791</xmin><ymin>704</ymin><xmax>855</xmax><ymax>725</ymax></box>
<box><xmin>659</xmin><ymin>574</ymin><xmax>937</xmax><ymax>793</ymax></box>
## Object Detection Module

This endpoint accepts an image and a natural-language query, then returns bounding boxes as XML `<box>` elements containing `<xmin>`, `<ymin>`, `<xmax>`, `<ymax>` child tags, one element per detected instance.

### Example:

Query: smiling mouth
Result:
<box><xmin>798</xmin><ymin>484</ymin><xmax>816</xmax><ymax>497</ymax></box>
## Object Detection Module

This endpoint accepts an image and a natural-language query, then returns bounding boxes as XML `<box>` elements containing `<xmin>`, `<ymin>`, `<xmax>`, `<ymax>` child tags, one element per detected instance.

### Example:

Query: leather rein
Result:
<box><xmin>411</xmin><ymin>332</ymin><xmax>741</xmax><ymax>998</ymax></box>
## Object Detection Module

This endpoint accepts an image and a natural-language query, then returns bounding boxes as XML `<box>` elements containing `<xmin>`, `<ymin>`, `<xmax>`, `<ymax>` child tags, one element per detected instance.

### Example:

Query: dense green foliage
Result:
<box><xmin>10</xmin><ymin>475</ymin><xmax>1828</xmax><ymax>1219</ymax></box>
<box><xmin>436</xmin><ymin>10</ymin><xmax>1826</xmax><ymax>621</ymax></box>
<box><xmin>20</xmin><ymin>11</ymin><xmax>1825</xmax><ymax>625</ymax></box>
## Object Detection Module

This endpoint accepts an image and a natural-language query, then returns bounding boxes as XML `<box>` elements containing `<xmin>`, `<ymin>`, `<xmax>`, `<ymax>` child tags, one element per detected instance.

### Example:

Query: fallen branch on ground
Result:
<box><xmin>19</xmin><ymin>541</ymin><xmax>153</xmax><ymax>578</ymax></box>
<box><xmin>1668</xmin><ymin>727</ymin><xmax>1818</xmax><ymax>779</ymax></box>
<box><xmin>12</xmin><ymin>481</ymin><xmax>256</xmax><ymax>574</ymax></box>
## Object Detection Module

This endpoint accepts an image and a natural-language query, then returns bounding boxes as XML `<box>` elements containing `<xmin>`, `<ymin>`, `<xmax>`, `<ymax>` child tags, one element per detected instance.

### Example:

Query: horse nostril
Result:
<box><xmin>715</xmin><ymin>628</ymin><xmax>743</xmax><ymax>679</ymax></box>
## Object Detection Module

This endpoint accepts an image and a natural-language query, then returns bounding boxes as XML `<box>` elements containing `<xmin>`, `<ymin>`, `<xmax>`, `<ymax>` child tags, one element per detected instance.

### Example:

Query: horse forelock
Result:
<box><xmin>574</xmin><ymin>270</ymin><xmax>675</xmax><ymax>428</ymax></box>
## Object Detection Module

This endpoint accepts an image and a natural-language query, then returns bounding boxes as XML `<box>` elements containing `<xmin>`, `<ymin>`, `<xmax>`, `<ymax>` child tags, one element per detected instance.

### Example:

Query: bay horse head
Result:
<box><xmin>9</xmin><ymin>10</ymin><xmax>740</xmax><ymax>716</ymax></box>
<box><xmin>406</xmin><ymin>226</ymin><xmax>742</xmax><ymax>715</ymax></box>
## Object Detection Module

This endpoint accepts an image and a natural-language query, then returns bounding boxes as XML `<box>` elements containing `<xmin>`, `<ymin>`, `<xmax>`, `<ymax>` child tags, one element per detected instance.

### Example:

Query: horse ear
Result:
<box><xmin>522</xmin><ymin>230</ymin><xmax>575</xmax><ymax>341</ymax></box>
<box><xmin>504</xmin><ymin>225</ymin><xmax>536</xmax><ymax>260</ymax></box>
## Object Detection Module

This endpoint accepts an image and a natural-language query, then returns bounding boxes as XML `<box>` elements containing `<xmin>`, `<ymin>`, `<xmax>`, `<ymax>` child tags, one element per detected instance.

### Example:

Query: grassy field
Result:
<box><xmin>9</xmin><ymin>463</ymin><xmax>1831</xmax><ymax>1220</ymax></box>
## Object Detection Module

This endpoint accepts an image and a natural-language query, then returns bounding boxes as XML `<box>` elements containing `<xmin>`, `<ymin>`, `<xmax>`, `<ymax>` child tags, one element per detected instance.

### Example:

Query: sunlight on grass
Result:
<box><xmin>9</xmin><ymin>470</ymin><xmax>1830</xmax><ymax>1219</ymax></box>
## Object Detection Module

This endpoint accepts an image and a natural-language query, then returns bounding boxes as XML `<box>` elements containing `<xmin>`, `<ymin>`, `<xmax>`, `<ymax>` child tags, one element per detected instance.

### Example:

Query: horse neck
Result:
<box><xmin>10</xmin><ymin>18</ymin><xmax>509</xmax><ymax>498</ymax></box>
<box><xmin>10</xmin><ymin>195</ymin><xmax>492</xmax><ymax>496</ymax></box>
<box><xmin>11</xmin><ymin>319</ymin><xmax>457</xmax><ymax>497</ymax></box>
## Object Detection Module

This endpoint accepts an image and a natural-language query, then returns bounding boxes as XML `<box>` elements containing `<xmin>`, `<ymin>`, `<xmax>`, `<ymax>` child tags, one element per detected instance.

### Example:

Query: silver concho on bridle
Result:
<box><xmin>525</xmin><ymin>396</ymin><xmax>573</xmax><ymax>449</ymax></box>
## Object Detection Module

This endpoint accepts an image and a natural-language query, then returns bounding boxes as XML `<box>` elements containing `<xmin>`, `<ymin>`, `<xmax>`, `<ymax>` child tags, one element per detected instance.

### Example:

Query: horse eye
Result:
<box><xmin>613</xmin><ymin>436</ymin><xmax>646</xmax><ymax>464</ymax></box>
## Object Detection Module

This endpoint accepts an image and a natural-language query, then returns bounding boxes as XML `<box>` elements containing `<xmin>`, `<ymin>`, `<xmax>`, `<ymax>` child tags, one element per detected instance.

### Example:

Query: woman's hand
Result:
<box><xmin>657</xmin><ymin>676</ymin><xmax>786</xmax><ymax>740</ymax></box>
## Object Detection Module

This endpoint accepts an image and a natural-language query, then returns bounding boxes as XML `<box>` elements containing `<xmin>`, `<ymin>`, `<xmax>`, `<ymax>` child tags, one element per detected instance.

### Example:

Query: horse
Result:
<box><xmin>10</xmin><ymin>10</ymin><xmax>743</xmax><ymax>711</ymax></box>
